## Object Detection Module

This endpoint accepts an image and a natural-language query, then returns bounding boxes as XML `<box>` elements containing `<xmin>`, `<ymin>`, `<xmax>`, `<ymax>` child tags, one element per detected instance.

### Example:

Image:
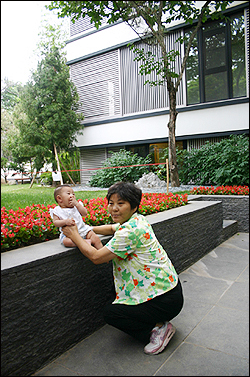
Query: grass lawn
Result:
<box><xmin>1</xmin><ymin>183</ymin><xmax>192</xmax><ymax>211</ymax></box>
<box><xmin>1</xmin><ymin>183</ymin><xmax>108</xmax><ymax>211</ymax></box>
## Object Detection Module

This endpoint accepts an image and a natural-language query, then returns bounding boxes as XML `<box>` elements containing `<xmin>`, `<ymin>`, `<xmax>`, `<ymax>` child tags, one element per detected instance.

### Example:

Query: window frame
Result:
<box><xmin>185</xmin><ymin>10</ymin><xmax>246</xmax><ymax>105</ymax></box>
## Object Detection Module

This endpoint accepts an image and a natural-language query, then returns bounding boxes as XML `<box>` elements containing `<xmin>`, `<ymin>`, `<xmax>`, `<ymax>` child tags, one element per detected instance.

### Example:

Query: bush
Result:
<box><xmin>40</xmin><ymin>172</ymin><xmax>53</xmax><ymax>185</ymax></box>
<box><xmin>89</xmin><ymin>149</ymin><xmax>151</xmax><ymax>187</ymax></box>
<box><xmin>179</xmin><ymin>135</ymin><xmax>249</xmax><ymax>186</ymax></box>
<box><xmin>153</xmin><ymin>147</ymin><xmax>184</xmax><ymax>182</ymax></box>
<box><xmin>152</xmin><ymin>135</ymin><xmax>249</xmax><ymax>186</ymax></box>
<box><xmin>59</xmin><ymin>149</ymin><xmax>80</xmax><ymax>184</ymax></box>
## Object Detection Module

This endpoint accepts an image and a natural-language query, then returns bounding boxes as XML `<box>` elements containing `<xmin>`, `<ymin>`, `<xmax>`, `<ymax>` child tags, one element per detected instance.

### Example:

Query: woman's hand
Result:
<box><xmin>63</xmin><ymin>223</ymin><xmax>116</xmax><ymax>265</ymax></box>
<box><xmin>62</xmin><ymin>223</ymin><xmax>79</xmax><ymax>239</ymax></box>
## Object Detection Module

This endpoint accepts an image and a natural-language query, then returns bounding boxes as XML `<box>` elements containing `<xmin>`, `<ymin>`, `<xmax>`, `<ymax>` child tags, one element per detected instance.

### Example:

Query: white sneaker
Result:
<box><xmin>144</xmin><ymin>322</ymin><xmax>176</xmax><ymax>355</ymax></box>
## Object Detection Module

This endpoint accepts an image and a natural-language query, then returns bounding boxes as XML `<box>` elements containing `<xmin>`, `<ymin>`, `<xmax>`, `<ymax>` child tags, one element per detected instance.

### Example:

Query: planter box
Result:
<box><xmin>1</xmin><ymin>198</ymin><xmax>245</xmax><ymax>376</ymax></box>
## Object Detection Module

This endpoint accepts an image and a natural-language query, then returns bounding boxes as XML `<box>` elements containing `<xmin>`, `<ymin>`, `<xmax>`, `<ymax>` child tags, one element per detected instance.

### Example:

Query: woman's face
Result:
<box><xmin>108</xmin><ymin>193</ymin><xmax>137</xmax><ymax>224</ymax></box>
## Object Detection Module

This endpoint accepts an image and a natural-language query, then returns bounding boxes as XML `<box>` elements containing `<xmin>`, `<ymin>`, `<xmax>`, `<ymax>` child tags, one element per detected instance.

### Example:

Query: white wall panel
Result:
<box><xmin>76</xmin><ymin>102</ymin><xmax>249</xmax><ymax>147</ymax></box>
<box><xmin>67</xmin><ymin>22</ymin><xmax>139</xmax><ymax>62</ymax></box>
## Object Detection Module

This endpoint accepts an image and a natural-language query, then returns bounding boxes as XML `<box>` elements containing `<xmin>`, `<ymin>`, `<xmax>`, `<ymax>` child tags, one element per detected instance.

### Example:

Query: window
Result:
<box><xmin>127</xmin><ymin>145</ymin><xmax>148</xmax><ymax>159</ymax></box>
<box><xmin>149</xmin><ymin>142</ymin><xmax>183</xmax><ymax>163</ymax></box>
<box><xmin>185</xmin><ymin>11</ymin><xmax>246</xmax><ymax>105</ymax></box>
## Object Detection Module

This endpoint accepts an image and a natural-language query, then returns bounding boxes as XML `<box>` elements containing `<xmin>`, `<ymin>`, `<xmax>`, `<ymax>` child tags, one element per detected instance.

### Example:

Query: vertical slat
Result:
<box><xmin>244</xmin><ymin>8</ymin><xmax>249</xmax><ymax>97</ymax></box>
<box><xmin>80</xmin><ymin>146</ymin><xmax>125</xmax><ymax>185</ymax></box>
<box><xmin>120</xmin><ymin>29</ymin><xmax>184</xmax><ymax>115</ymax></box>
<box><xmin>70</xmin><ymin>50</ymin><xmax>120</xmax><ymax>120</ymax></box>
<box><xmin>80</xmin><ymin>148</ymin><xmax>107</xmax><ymax>185</ymax></box>
<box><xmin>70</xmin><ymin>13</ymin><xmax>108</xmax><ymax>37</ymax></box>
<box><xmin>70</xmin><ymin>15</ymin><xmax>94</xmax><ymax>37</ymax></box>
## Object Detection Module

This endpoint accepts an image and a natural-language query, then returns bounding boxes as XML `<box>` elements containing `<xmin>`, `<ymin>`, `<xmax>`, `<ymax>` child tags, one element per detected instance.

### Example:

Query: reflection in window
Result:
<box><xmin>185</xmin><ymin>11</ymin><xmax>246</xmax><ymax>104</ymax></box>
<box><xmin>231</xmin><ymin>14</ymin><xmax>246</xmax><ymax>97</ymax></box>
<box><xmin>204</xmin><ymin>29</ymin><xmax>226</xmax><ymax>70</ymax></box>
<box><xmin>185</xmin><ymin>30</ymin><xmax>200</xmax><ymax>104</ymax></box>
<box><xmin>127</xmin><ymin>145</ymin><xmax>148</xmax><ymax>159</ymax></box>
<box><xmin>205</xmin><ymin>72</ymin><xmax>228</xmax><ymax>101</ymax></box>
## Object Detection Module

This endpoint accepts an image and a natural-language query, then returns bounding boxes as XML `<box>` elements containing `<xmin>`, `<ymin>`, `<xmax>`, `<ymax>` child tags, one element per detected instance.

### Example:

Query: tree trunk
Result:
<box><xmin>58</xmin><ymin>156</ymin><xmax>76</xmax><ymax>186</ymax></box>
<box><xmin>29</xmin><ymin>175</ymin><xmax>35</xmax><ymax>188</ymax></box>
<box><xmin>167</xmin><ymin>84</ymin><xmax>180</xmax><ymax>187</ymax></box>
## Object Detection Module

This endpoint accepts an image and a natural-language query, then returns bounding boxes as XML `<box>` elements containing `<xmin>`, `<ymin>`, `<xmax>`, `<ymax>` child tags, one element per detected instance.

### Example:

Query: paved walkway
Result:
<box><xmin>33</xmin><ymin>233</ymin><xmax>249</xmax><ymax>376</ymax></box>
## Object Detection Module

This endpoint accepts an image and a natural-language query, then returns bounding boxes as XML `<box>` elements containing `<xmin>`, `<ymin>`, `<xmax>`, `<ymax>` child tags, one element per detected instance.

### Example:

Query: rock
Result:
<box><xmin>135</xmin><ymin>172</ymin><xmax>166</xmax><ymax>188</ymax></box>
<box><xmin>7</xmin><ymin>180</ymin><xmax>17</xmax><ymax>185</ymax></box>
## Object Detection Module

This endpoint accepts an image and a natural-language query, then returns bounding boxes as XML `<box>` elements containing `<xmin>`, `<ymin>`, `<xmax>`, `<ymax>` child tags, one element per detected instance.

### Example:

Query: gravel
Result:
<box><xmin>72</xmin><ymin>184</ymin><xmax>199</xmax><ymax>193</ymax></box>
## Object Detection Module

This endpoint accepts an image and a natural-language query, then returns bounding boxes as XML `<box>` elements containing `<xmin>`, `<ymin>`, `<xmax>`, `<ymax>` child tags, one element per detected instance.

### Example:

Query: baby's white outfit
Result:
<box><xmin>50</xmin><ymin>202</ymin><xmax>92</xmax><ymax>244</ymax></box>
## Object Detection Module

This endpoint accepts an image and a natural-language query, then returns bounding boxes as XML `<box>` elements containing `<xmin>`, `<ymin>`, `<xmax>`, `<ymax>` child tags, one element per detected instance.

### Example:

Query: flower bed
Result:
<box><xmin>1</xmin><ymin>192</ymin><xmax>188</xmax><ymax>252</ymax></box>
<box><xmin>190</xmin><ymin>185</ymin><xmax>249</xmax><ymax>195</ymax></box>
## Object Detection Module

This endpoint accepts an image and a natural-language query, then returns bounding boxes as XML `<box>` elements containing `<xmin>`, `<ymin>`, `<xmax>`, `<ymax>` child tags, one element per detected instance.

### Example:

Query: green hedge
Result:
<box><xmin>89</xmin><ymin>149</ymin><xmax>151</xmax><ymax>187</ymax></box>
<box><xmin>179</xmin><ymin>135</ymin><xmax>249</xmax><ymax>186</ymax></box>
<box><xmin>156</xmin><ymin>135</ymin><xmax>249</xmax><ymax>186</ymax></box>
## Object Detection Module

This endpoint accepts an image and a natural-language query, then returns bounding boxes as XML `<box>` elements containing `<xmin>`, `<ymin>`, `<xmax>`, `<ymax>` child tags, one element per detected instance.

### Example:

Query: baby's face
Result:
<box><xmin>58</xmin><ymin>187</ymin><xmax>76</xmax><ymax>208</ymax></box>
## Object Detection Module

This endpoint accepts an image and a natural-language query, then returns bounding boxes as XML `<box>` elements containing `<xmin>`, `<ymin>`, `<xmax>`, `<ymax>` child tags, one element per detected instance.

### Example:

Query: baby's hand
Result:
<box><xmin>65</xmin><ymin>217</ymin><xmax>75</xmax><ymax>226</ymax></box>
<box><xmin>69</xmin><ymin>197</ymin><xmax>78</xmax><ymax>207</ymax></box>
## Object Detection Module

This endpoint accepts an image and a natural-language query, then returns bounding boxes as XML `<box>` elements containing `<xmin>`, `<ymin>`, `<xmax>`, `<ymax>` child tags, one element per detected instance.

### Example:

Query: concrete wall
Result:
<box><xmin>1</xmin><ymin>198</ymin><xmax>246</xmax><ymax>376</ymax></box>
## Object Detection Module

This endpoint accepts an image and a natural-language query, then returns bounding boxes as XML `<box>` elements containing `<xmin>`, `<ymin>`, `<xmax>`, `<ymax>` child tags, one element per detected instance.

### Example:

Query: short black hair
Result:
<box><xmin>54</xmin><ymin>184</ymin><xmax>72</xmax><ymax>203</ymax></box>
<box><xmin>106</xmin><ymin>182</ymin><xmax>142</xmax><ymax>210</ymax></box>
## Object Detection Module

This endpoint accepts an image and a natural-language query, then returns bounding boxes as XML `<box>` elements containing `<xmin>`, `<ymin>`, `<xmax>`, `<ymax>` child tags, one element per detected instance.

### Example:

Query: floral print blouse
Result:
<box><xmin>105</xmin><ymin>213</ymin><xmax>178</xmax><ymax>305</ymax></box>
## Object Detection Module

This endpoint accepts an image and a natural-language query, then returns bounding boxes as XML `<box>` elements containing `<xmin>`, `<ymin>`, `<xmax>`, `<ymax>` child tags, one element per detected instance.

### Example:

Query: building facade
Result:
<box><xmin>66</xmin><ymin>1</ymin><xmax>249</xmax><ymax>185</ymax></box>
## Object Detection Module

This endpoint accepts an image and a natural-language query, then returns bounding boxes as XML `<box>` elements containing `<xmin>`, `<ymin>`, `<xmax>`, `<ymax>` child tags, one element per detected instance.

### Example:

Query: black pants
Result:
<box><xmin>103</xmin><ymin>279</ymin><xmax>184</xmax><ymax>344</ymax></box>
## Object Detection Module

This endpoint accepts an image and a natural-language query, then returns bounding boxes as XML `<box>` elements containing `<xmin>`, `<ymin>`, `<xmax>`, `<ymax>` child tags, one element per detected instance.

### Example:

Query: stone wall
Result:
<box><xmin>1</xmin><ymin>198</ymin><xmax>245</xmax><ymax>376</ymax></box>
<box><xmin>189</xmin><ymin>195</ymin><xmax>249</xmax><ymax>232</ymax></box>
<box><xmin>1</xmin><ymin>249</ymin><xmax>115</xmax><ymax>377</ymax></box>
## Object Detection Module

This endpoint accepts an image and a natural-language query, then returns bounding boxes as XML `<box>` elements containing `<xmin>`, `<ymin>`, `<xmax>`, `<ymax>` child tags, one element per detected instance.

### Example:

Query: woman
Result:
<box><xmin>62</xmin><ymin>182</ymin><xmax>184</xmax><ymax>355</ymax></box>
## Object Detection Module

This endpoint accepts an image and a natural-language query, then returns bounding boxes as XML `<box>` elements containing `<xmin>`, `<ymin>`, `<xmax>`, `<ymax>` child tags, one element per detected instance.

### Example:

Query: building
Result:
<box><xmin>65</xmin><ymin>1</ymin><xmax>249</xmax><ymax>185</ymax></box>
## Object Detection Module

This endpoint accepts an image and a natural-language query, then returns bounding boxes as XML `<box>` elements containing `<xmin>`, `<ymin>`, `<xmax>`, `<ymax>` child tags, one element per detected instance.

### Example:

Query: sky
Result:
<box><xmin>1</xmin><ymin>1</ymin><xmax>70</xmax><ymax>86</ymax></box>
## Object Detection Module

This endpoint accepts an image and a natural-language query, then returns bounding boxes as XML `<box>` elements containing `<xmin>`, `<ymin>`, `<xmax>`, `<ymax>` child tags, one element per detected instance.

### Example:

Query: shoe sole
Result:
<box><xmin>144</xmin><ymin>325</ymin><xmax>176</xmax><ymax>355</ymax></box>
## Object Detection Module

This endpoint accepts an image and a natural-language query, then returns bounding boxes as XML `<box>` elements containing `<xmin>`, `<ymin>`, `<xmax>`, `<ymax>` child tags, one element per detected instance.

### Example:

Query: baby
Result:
<box><xmin>50</xmin><ymin>184</ymin><xmax>103</xmax><ymax>249</ymax></box>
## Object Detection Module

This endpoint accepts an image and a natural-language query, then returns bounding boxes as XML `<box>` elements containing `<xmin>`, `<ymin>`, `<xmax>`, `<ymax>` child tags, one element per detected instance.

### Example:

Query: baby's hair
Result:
<box><xmin>54</xmin><ymin>184</ymin><xmax>72</xmax><ymax>203</ymax></box>
<box><xmin>106</xmin><ymin>182</ymin><xmax>142</xmax><ymax>211</ymax></box>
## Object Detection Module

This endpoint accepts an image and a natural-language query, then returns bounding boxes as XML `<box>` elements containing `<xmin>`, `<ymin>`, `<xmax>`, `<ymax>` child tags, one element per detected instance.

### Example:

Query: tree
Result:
<box><xmin>47</xmin><ymin>0</ymin><xmax>233</xmax><ymax>187</ymax></box>
<box><xmin>1</xmin><ymin>78</ymin><xmax>22</xmax><ymax>112</ymax></box>
<box><xmin>1</xmin><ymin>79</ymin><xmax>24</xmax><ymax>181</ymax></box>
<box><xmin>13</xmin><ymin>23</ymin><xmax>84</xmax><ymax>178</ymax></box>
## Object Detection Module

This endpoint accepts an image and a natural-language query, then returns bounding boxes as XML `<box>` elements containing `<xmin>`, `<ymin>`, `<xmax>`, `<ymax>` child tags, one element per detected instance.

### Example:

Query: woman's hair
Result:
<box><xmin>54</xmin><ymin>184</ymin><xmax>71</xmax><ymax>202</ymax></box>
<box><xmin>106</xmin><ymin>182</ymin><xmax>142</xmax><ymax>210</ymax></box>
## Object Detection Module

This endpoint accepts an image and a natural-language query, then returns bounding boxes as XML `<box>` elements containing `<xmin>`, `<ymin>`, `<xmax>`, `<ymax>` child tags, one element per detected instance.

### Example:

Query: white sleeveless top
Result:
<box><xmin>50</xmin><ymin>203</ymin><xmax>92</xmax><ymax>238</ymax></box>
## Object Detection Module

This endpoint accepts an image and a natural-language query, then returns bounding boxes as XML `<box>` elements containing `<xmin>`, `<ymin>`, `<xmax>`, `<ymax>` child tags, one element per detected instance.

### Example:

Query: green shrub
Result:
<box><xmin>40</xmin><ymin>172</ymin><xmax>53</xmax><ymax>185</ymax></box>
<box><xmin>89</xmin><ymin>149</ymin><xmax>151</xmax><ymax>187</ymax></box>
<box><xmin>179</xmin><ymin>134</ymin><xmax>249</xmax><ymax>185</ymax></box>
<box><xmin>154</xmin><ymin>147</ymin><xmax>185</xmax><ymax>182</ymax></box>
<box><xmin>59</xmin><ymin>149</ymin><xmax>80</xmax><ymax>184</ymax></box>
<box><xmin>153</xmin><ymin>135</ymin><xmax>249</xmax><ymax>186</ymax></box>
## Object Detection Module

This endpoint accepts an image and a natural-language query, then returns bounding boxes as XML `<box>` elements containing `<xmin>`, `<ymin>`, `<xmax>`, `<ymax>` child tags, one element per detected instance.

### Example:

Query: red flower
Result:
<box><xmin>133</xmin><ymin>279</ymin><xmax>138</xmax><ymax>286</ymax></box>
<box><xmin>2</xmin><ymin>185</ymin><xmax>247</xmax><ymax>252</ymax></box>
